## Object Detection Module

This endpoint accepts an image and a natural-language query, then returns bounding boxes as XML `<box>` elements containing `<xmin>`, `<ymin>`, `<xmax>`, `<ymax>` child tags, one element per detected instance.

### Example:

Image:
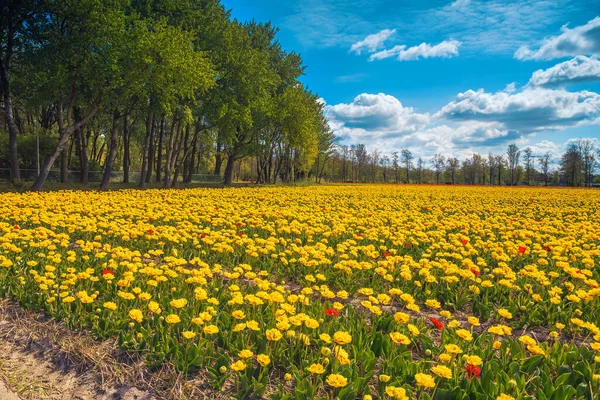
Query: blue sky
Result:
<box><xmin>222</xmin><ymin>0</ymin><xmax>600</xmax><ymax>162</ymax></box>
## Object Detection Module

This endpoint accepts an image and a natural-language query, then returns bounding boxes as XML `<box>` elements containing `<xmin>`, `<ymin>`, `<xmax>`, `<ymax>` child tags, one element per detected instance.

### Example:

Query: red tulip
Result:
<box><xmin>406</xmin><ymin>243</ymin><xmax>413</xmax><ymax>247</ymax></box>
<box><xmin>466</xmin><ymin>364</ymin><xmax>481</xmax><ymax>379</ymax></box>
<box><xmin>146</xmin><ymin>229</ymin><xmax>154</xmax><ymax>234</ymax></box>
<box><xmin>325</xmin><ymin>308</ymin><xmax>339</xmax><ymax>317</ymax></box>
<box><xmin>461</xmin><ymin>239</ymin><xmax>468</xmax><ymax>245</ymax></box>
<box><xmin>383</xmin><ymin>252</ymin><xmax>392</xmax><ymax>258</ymax></box>
<box><xmin>102</xmin><ymin>269</ymin><xmax>114</xmax><ymax>276</ymax></box>
<box><xmin>470</xmin><ymin>268</ymin><xmax>480</xmax><ymax>277</ymax></box>
<box><xmin>518</xmin><ymin>246</ymin><xmax>527</xmax><ymax>254</ymax></box>
<box><xmin>429</xmin><ymin>317</ymin><xmax>443</xmax><ymax>330</ymax></box>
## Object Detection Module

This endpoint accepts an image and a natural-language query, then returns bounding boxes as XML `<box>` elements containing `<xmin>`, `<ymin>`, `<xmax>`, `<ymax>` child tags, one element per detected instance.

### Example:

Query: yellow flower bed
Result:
<box><xmin>0</xmin><ymin>185</ymin><xmax>599</xmax><ymax>399</ymax></box>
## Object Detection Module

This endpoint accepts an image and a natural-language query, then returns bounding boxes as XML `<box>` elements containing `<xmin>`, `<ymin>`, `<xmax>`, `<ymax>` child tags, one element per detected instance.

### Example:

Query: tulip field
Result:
<box><xmin>0</xmin><ymin>185</ymin><xmax>599</xmax><ymax>400</ymax></box>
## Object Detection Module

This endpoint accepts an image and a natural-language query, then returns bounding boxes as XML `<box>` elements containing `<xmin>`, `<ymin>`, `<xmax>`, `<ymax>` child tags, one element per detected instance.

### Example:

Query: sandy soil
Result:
<box><xmin>0</xmin><ymin>302</ymin><xmax>155</xmax><ymax>400</ymax></box>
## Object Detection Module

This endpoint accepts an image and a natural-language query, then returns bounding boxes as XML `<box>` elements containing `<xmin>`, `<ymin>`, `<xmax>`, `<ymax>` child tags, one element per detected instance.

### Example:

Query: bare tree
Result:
<box><xmin>487</xmin><ymin>153</ymin><xmax>496</xmax><ymax>185</ymax></box>
<box><xmin>579</xmin><ymin>139</ymin><xmax>596</xmax><ymax>187</ymax></box>
<box><xmin>370</xmin><ymin>149</ymin><xmax>380</xmax><ymax>183</ymax></box>
<box><xmin>495</xmin><ymin>155</ymin><xmax>505</xmax><ymax>185</ymax></box>
<box><xmin>507</xmin><ymin>144</ymin><xmax>521</xmax><ymax>185</ymax></box>
<box><xmin>400</xmin><ymin>148</ymin><xmax>413</xmax><ymax>183</ymax></box>
<box><xmin>391</xmin><ymin>151</ymin><xmax>399</xmax><ymax>183</ymax></box>
<box><xmin>381</xmin><ymin>155</ymin><xmax>390</xmax><ymax>183</ymax></box>
<box><xmin>447</xmin><ymin>157</ymin><xmax>458</xmax><ymax>184</ymax></box>
<box><xmin>523</xmin><ymin>147</ymin><xmax>534</xmax><ymax>185</ymax></box>
<box><xmin>431</xmin><ymin>153</ymin><xmax>445</xmax><ymax>184</ymax></box>
<box><xmin>561</xmin><ymin>142</ymin><xmax>583</xmax><ymax>186</ymax></box>
<box><xmin>538</xmin><ymin>151</ymin><xmax>551</xmax><ymax>187</ymax></box>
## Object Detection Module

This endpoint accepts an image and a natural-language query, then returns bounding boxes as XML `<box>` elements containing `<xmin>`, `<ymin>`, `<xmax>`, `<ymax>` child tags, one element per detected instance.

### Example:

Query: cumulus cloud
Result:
<box><xmin>369</xmin><ymin>40</ymin><xmax>461</xmax><ymax>61</ymax></box>
<box><xmin>324</xmin><ymin>93</ymin><xmax>530</xmax><ymax>158</ymax></box>
<box><xmin>325</xmin><ymin>93</ymin><xmax>430</xmax><ymax>136</ymax></box>
<box><xmin>528</xmin><ymin>56</ymin><xmax>600</xmax><ymax>87</ymax></box>
<box><xmin>515</xmin><ymin>17</ymin><xmax>600</xmax><ymax>60</ymax></box>
<box><xmin>350</xmin><ymin>29</ymin><xmax>396</xmax><ymax>55</ymax></box>
<box><xmin>435</xmin><ymin>87</ymin><xmax>600</xmax><ymax>132</ymax></box>
<box><xmin>397</xmin><ymin>122</ymin><xmax>517</xmax><ymax>154</ymax></box>
<box><xmin>325</xmin><ymin>85</ymin><xmax>600</xmax><ymax>159</ymax></box>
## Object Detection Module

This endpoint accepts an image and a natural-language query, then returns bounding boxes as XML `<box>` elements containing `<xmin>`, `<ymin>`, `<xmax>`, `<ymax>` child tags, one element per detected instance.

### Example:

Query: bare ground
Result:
<box><xmin>0</xmin><ymin>299</ymin><xmax>226</xmax><ymax>400</ymax></box>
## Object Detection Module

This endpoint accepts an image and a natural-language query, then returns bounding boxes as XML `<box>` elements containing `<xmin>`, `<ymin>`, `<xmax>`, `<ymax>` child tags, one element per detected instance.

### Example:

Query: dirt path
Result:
<box><xmin>0</xmin><ymin>333</ymin><xmax>152</xmax><ymax>399</ymax></box>
<box><xmin>0</xmin><ymin>301</ymin><xmax>155</xmax><ymax>400</ymax></box>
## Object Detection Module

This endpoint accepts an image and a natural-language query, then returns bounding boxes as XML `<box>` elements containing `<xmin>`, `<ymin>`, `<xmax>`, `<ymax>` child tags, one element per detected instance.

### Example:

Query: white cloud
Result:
<box><xmin>515</xmin><ymin>17</ymin><xmax>600</xmax><ymax>60</ymax></box>
<box><xmin>325</xmin><ymin>93</ymin><xmax>529</xmax><ymax>158</ymax></box>
<box><xmin>325</xmin><ymin>85</ymin><xmax>600</xmax><ymax>159</ymax></box>
<box><xmin>369</xmin><ymin>40</ymin><xmax>461</xmax><ymax>61</ymax></box>
<box><xmin>528</xmin><ymin>56</ymin><xmax>600</xmax><ymax>87</ymax></box>
<box><xmin>450</xmin><ymin>0</ymin><xmax>470</xmax><ymax>8</ymax></box>
<box><xmin>503</xmin><ymin>83</ymin><xmax>517</xmax><ymax>93</ymax></box>
<box><xmin>527</xmin><ymin>139</ymin><xmax>561</xmax><ymax>158</ymax></box>
<box><xmin>436</xmin><ymin>87</ymin><xmax>600</xmax><ymax>132</ymax></box>
<box><xmin>350</xmin><ymin>29</ymin><xmax>396</xmax><ymax>55</ymax></box>
<box><xmin>325</xmin><ymin>93</ymin><xmax>430</xmax><ymax>137</ymax></box>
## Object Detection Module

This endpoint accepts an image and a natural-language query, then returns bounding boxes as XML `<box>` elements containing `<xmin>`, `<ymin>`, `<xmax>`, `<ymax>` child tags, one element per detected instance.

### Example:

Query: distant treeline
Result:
<box><xmin>313</xmin><ymin>141</ymin><xmax>599</xmax><ymax>187</ymax></box>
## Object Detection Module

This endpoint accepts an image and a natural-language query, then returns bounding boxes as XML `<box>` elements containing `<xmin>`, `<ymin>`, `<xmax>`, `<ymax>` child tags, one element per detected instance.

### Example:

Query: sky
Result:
<box><xmin>221</xmin><ymin>0</ymin><xmax>600</xmax><ymax>162</ymax></box>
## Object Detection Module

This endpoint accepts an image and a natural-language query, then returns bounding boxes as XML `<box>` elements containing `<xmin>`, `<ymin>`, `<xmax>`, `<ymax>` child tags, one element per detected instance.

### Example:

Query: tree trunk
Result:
<box><xmin>100</xmin><ymin>110</ymin><xmax>121</xmax><ymax>190</ymax></box>
<box><xmin>224</xmin><ymin>153</ymin><xmax>236</xmax><ymax>185</ymax></box>
<box><xmin>155</xmin><ymin>118</ymin><xmax>164</xmax><ymax>182</ymax></box>
<box><xmin>163</xmin><ymin>116</ymin><xmax>177</xmax><ymax>189</ymax></box>
<box><xmin>0</xmin><ymin>58</ymin><xmax>20</xmax><ymax>182</ymax></box>
<box><xmin>31</xmin><ymin>103</ymin><xmax>99</xmax><ymax>191</ymax></box>
<box><xmin>185</xmin><ymin>130</ymin><xmax>198</xmax><ymax>183</ymax></box>
<box><xmin>139</xmin><ymin>114</ymin><xmax>153</xmax><ymax>188</ymax></box>
<box><xmin>214</xmin><ymin>141</ymin><xmax>223</xmax><ymax>175</ymax></box>
<box><xmin>122</xmin><ymin>114</ymin><xmax>130</xmax><ymax>183</ymax></box>
<box><xmin>60</xmin><ymin>147</ymin><xmax>67</xmax><ymax>183</ymax></box>
<box><xmin>147</xmin><ymin>118</ymin><xmax>158</xmax><ymax>184</ymax></box>
<box><xmin>77</xmin><ymin>117</ymin><xmax>90</xmax><ymax>184</ymax></box>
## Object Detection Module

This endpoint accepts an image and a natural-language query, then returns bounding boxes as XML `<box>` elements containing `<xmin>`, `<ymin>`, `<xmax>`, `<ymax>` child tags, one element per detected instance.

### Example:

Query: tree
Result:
<box><xmin>354</xmin><ymin>144</ymin><xmax>368</xmax><ymax>182</ymax></box>
<box><xmin>27</xmin><ymin>0</ymin><xmax>142</xmax><ymax>190</ymax></box>
<box><xmin>507</xmin><ymin>144</ymin><xmax>520</xmax><ymax>185</ymax></box>
<box><xmin>0</xmin><ymin>0</ymin><xmax>41</xmax><ymax>182</ymax></box>
<box><xmin>495</xmin><ymin>155</ymin><xmax>505</xmax><ymax>185</ymax></box>
<box><xmin>487</xmin><ymin>153</ymin><xmax>496</xmax><ymax>185</ymax></box>
<box><xmin>561</xmin><ymin>142</ymin><xmax>583</xmax><ymax>186</ymax></box>
<box><xmin>391</xmin><ymin>151</ymin><xmax>399</xmax><ymax>183</ymax></box>
<box><xmin>400</xmin><ymin>148</ymin><xmax>413</xmax><ymax>183</ymax></box>
<box><xmin>370</xmin><ymin>150</ymin><xmax>380</xmax><ymax>183</ymax></box>
<box><xmin>381</xmin><ymin>155</ymin><xmax>390</xmax><ymax>183</ymax></box>
<box><xmin>313</xmin><ymin>119</ymin><xmax>335</xmax><ymax>183</ymax></box>
<box><xmin>447</xmin><ymin>157</ymin><xmax>458</xmax><ymax>184</ymax></box>
<box><xmin>579</xmin><ymin>139</ymin><xmax>596</xmax><ymax>187</ymax></box>
<box><xmin>523</xmin><ymin>147</ymin><xmax>534</xmax><ymax>185</ymax></box>
<box><xmin>538</xmin><ymin>152</ymin><xmax>551</xmax><ymax>186</ymax></box>
<box><xmin>431</xmin><ymin>153</ymin><xmax>445</xmax><ymax>184</ymax></box>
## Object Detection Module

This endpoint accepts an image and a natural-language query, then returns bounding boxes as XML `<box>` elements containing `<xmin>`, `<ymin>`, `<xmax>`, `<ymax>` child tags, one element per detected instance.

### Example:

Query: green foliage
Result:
<box><xmin>0</xmin><ymin>133</ymin><xmax>58</xmax><ymax>169</ymax></box>
<box><xmin>3</xmin><ymin>0</ymin><xmax>334</xmax><ymax>187</ymax></box>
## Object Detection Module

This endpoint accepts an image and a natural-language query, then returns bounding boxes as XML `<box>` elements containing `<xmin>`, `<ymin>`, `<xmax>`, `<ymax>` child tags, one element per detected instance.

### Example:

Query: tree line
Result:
<box><xmin>0</xmin><ymin>0</ymin><xmax>333</xmax><ymax>190</ymax></box>
<box><xmin>317</xmin><ymin>140</ymin><xmax>599</xmax><ymax>187</ymax></box>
